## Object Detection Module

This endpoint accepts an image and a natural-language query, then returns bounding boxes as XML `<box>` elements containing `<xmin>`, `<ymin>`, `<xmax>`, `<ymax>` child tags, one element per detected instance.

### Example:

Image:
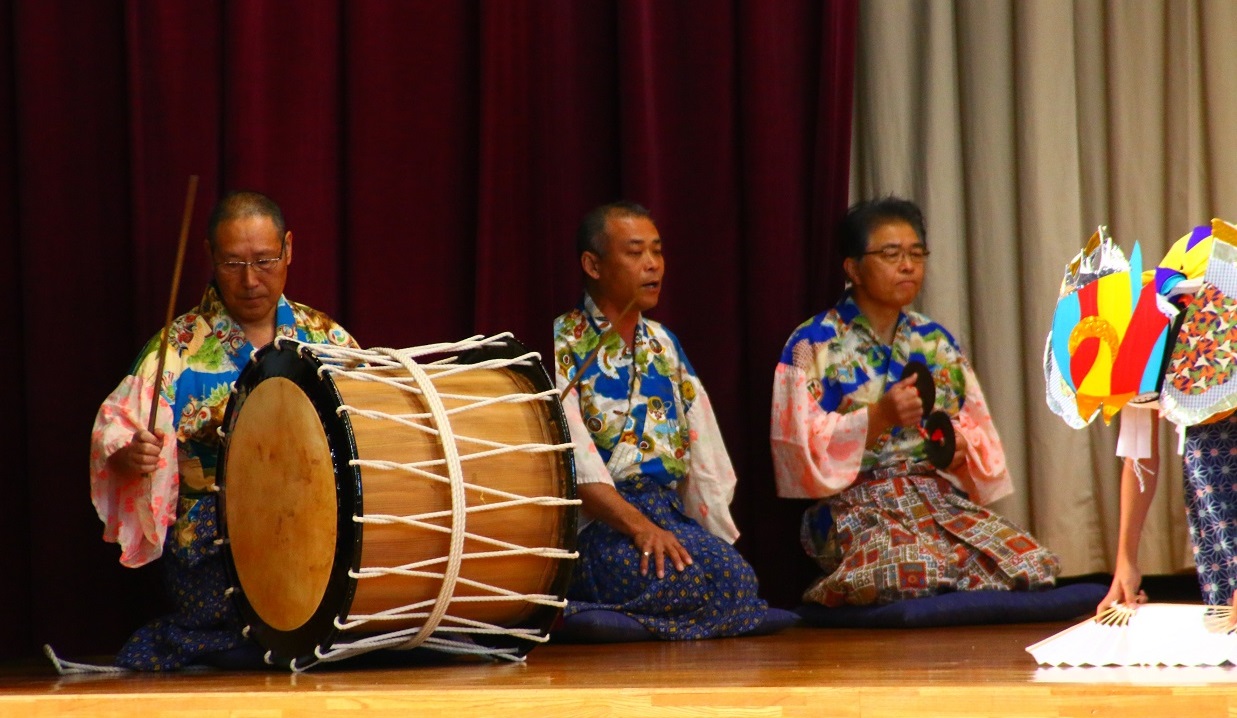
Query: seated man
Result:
<box><xmin>771</xmin><ymin>196</ymin><xmax>1059</xmax><ymax>607</ymax></box>
<box><xmin>554</xmin><ymin>201</ymin><xmax>769</xmax><ymax>638</ymax></box>
<box><xmin>90</xmin><ymin>190</ymin><xmax>358</xmax><ymax>670</ymax></box>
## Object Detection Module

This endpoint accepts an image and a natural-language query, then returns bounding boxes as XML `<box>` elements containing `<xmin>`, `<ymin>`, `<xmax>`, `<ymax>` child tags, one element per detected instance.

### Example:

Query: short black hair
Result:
<box><xmin>575</xmin><ymin>201</ymin><xmax>653</xmax><ymax>257</ymax></box>
<box><xmin>207</xmin><ymin>190</ymin><xmax>287</xmax><ymax>251</ymax></box>
<box><xmin>839</xmin><ymin>196</ymin><xmax>926</xmax><ymax>259</ymax></box>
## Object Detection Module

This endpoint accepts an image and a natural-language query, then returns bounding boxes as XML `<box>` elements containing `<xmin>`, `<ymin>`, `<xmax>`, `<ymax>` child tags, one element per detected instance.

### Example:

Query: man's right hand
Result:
<box><xmin>577</xmin><ymin>482</ymin><xmax>694</xmax><ymax>579</ymax></box>
<box><xmin>108</xmin><ymin>429</ymin><xmax>166</xmax><ymax>477</ymax></box>
<box><xmin>868</xmin><ymin>375</ymin><xmax>923</xmax><ymax>443</ymax></box>
<box><xmin>632</xmin><ymin>524</ymin><xmax>693</xmax><ymax>579</ymax></box>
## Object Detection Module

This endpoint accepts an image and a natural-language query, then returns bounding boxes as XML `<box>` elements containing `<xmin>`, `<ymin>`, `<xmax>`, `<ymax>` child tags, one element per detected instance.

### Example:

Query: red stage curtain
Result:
<box><xmin>1</xmin><ymin>0</ymin><xmax>857</xmax><ymax>659</ymax></box>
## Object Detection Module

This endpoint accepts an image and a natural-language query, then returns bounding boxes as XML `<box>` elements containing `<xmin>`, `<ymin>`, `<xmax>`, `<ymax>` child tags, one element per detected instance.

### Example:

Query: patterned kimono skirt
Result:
<box><xmin>113</xmin><ymin>494</ymin><xmax>257</xmax><ymax>670</ymax></box>
<box><xmin>800</xmin><ymin>464</ymin><xmax>1060</xmax><ymax>606</ymax></box>
<box><xmin>565</xmin><ymin>476</ymin><xmax>768</xmax><ymax>639</ymax></box>
<box><xmin>1183</xmin><ymin>416</ymin><xmax>1237</xmax><ymax>605</ymax></box>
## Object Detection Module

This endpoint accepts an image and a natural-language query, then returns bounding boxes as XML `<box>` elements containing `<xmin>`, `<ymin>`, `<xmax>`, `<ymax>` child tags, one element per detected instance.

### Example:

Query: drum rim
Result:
<box><xmin>217</xmin><ymin>341</ymin><xmax>363</xmax><ymax>668</ymax></box>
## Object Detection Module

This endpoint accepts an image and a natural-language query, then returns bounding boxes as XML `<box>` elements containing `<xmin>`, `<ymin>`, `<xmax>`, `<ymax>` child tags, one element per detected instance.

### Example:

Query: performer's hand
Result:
<box><xmin>1097</xmin><ymin>564</ymin><xmax>1146</xmax><ymax>616</ymax></box>
<box><xmin>577</xmin><ymin>483</ymin><xmax>692</xmax><ymax>579</ymax></box>
<box><xmin>876</xmin><ymin>375</ymin><xmax>924</xmax><ymax>429</ymax></box>
<box><xmin>948</xmin><ymin>424</ymin><xmax>968</xmax><ymax>470</ymax></box>
<box><xmin>633</xmin><ymin>525</ymin><xmax>693</xmax><ymax>579</ymax></box>
<box><xmin>108</xmin><ymin>429</ymin><xmax>166</xmax><ymax>477</ymax></box>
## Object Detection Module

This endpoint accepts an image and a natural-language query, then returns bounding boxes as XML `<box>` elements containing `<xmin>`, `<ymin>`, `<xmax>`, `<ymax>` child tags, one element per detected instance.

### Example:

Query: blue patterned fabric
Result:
<box><xmin>564</xmin><ymin>477</ymin><xmax>768</xmax><ymax>640</ymax></box>
<box><xmin>555</xmin><ymin>606</ymin><xmax>801</xmax><ymax>643</ymax></box>
<box><xmin>113</xmin><ymin>494</ymin><xmax>251</xmax><ymax>670</ymax></box>
<box><xmin>1183</xmin><ymin>415</ymin><xmax>1237</xmax><ymax>605</ymax></box>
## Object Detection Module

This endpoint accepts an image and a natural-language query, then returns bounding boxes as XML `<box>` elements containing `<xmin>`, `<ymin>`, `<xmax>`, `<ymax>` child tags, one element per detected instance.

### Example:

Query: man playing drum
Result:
<box><xmin>89</xmin><ymin>190</ymin><xmax>358</xmax><ymax>670</ymax></box>
<box><xmin>553</xmin><ymin>201</ymin><xmax>773</xmax><ymax>639</ymax></box>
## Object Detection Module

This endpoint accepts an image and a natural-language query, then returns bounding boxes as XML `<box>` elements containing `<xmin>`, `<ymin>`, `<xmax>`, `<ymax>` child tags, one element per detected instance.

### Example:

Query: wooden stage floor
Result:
<box><xmin>3</xmin><ymin>622</ymin><xmax>1236</xmax><ymax>717</ymax></box>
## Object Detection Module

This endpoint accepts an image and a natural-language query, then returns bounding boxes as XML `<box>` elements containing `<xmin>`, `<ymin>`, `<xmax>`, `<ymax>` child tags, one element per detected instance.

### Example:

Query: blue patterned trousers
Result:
<box><xmin>565</xmin><ymin>477</ymin><xmax>767</xmax><ymax>639</ymax></box>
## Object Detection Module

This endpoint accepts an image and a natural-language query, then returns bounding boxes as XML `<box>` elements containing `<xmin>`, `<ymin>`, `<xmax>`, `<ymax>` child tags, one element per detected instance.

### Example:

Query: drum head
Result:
<box><xmin>217</xmin><ymin>342</ymin><xmax>362</xmax><ymax>666</ymax></box>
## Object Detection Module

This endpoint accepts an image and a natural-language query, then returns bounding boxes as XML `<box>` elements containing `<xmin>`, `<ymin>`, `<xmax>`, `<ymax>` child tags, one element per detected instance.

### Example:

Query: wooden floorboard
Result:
<box><xmin>3</xmin><ymin>623</ymin><xmax>1236</xmax><ymax>717</ymax></box>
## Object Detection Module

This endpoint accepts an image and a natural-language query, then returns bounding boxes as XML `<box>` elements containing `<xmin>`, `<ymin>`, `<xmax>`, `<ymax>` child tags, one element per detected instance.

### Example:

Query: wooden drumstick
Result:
<box><xmin>146</xmin><ymin>174</ymin><xmax>199</xmax><ymax>433</ymax></box>
<box><xmin>559</xmin><ymin>294</ymin><xmax>639</xmax><ymax>401</ymax></box>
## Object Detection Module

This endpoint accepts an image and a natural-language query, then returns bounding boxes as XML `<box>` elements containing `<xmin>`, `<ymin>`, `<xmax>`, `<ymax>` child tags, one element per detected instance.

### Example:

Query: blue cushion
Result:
<box><xmin>795</xmin><ymin>583</ymin><xmax>1109</xmax><ymax>628</ymax></box>
<box><xmin>196</xmin><ymin>643</ymin><xmax>269</xmax><ymax>670</ymax></box>
<box><xmin>744</xmin><ymin>607</ymin><xmax>802</xmax><ymax>636</ymax></box>
<box><xmin>552</xmin><ymin>607</ymin><xmax>803</xmax><ymax>643</ymax></box>
<box><xmin>552</xmin><ymin>610</ymin><xmax>653</xmax><ymax>643</ymax></box>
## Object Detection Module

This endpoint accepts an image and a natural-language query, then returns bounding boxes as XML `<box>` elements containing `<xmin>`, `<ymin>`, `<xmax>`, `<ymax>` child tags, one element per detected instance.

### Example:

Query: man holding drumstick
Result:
<box><xmin>90</xmin><ymin>190</ymin><xmax>357</xmax><ymax>670</ymax></box>
<box><xmin>553</xmin><ymin>201</ymin><xmax>783</xmax><ymax>640</ymax></box>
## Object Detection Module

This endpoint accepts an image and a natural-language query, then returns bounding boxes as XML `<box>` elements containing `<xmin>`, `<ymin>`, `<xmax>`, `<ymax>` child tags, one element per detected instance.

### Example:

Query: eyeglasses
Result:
<box><xmin>861</xmin><ymin>245</ymin><xmax>930</xmax><ymax>265</ymax></box>
<box><xmin>215</xmin><ymin>240</ymin><xmax>286</xmax><ymax>276</ymax></box>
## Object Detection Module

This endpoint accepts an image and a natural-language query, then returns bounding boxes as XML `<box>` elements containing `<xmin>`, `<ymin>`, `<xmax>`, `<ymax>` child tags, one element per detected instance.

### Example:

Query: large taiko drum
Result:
<box><xmin>216</xmin><ymin>334</ymin><xmax>578</xmax><ymax>670</ymax></box>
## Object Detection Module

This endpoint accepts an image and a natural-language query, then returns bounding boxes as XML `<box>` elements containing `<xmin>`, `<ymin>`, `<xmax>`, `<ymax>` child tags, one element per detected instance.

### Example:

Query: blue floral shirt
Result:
<box><xmin>554</xmin><ymin>292</ymin><xmax>740</xmax><ymax>541</ymax></box>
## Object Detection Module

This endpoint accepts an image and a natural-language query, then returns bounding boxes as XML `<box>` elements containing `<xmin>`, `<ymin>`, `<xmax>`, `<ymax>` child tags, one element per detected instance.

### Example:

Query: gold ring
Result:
<box><xmin>642</xmin><ymin>551</ymin><xmax>651</xmax><ymax>557</ymax></box>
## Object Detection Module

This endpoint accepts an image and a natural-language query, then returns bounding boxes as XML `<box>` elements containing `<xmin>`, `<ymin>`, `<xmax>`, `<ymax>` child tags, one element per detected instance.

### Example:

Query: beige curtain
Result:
<box><xmin>851</xmin><ymin>0</ymin><xmax>1237</xmax><ymax>577</ymax></box>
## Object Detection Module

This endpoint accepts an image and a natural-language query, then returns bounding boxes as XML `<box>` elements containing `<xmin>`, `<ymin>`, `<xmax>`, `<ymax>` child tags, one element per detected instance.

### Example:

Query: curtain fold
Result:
<box><xmin>4</xmin><ymin>0</ymin><xmax>858</xmax><ymax>659</ymax></box>
<box><xmin>850</xmin><ymin>0</ymin><xmax>1237</xmax><ymax>579</ymax></box>
<box><xmin>343</xmin><ymin>2</ymin><xmax>479</xmax><ymax>346</ymax></box>
<box><xmin>14</xmin><ymin>0</ymin><xmax>148</xmax><ymax>660</ymax></box>
<box><xmin>0</xmin><ymin>0</ymin><xmax>31</xmax><ymax>661</ymax></box>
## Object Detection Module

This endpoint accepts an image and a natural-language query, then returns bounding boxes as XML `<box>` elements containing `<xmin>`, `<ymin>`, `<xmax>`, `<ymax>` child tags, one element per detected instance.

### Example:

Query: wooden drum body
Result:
<box><xmin>216</xmin><ymin>335</ymin><xmax>577</xmax><ymax>670</ymax></box>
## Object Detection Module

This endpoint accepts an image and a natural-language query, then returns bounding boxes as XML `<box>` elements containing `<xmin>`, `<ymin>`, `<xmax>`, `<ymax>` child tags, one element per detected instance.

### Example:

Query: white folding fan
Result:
<box><xmin>1027</xmin><ymin>603</ymin><xmax>1237</xmax><ymax>667</ymax></box>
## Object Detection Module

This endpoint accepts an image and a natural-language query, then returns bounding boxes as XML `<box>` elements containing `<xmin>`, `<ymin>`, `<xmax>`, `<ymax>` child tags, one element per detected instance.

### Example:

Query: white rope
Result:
<box><xmin>308</xmin><ymin>631</ymin><xmax>525</xmax><ymax>668</ymax></box>
<box><xmin>345</xmin><ymin>451</ymin><xmax>575</xmax><ymax>488</ymax></box>
<box><xmin>249</xmin><ymin>336</ymin><xmax>577</xmax><ymax>670</ymax></box>
<box><xmin>311</xmin><ymin>609</ymin><xmax>549</xmax><ymax>667</ymax></box>
<box><xmin>322</xmin><ymin>351</ymin><xmax>544</xmax><ymax>383</ymax></box>
<box><xmin>337</xmin><ymin>611</ymin><xmax>557</xmax><ymax>639</ymax></box>
<box><xmin>349</xmin><ymin>461</ymin><xmax>575</xmax><ymax>505</ymax></box>
<box><xmin>340</xmin><ymin>402</ymin><xmax>572</xmax><ymax>455</ymax></box>
<box><xmin>350</xmin><ymin>546</ymin><xmax>576</xmax><ymax>571</ymax></box>
<box><xmin>370</xmin><ymin>347</ymin><xmax>467</xmax><ymax>656</ymax></box>
<box><xmin>309</xmin><ymin>333</ymin><xmax>515</xmax><ymax>366</ymax></box>
<box><xmin>350</xmin><ymin>439</ymin><xmax>573</xmax><ymax>471</ymax></box>
<box><xmin>43</xmin><ymin>645</ymin><xmax>129</xmax><ymax>676</ymax></box>
<box><xmin>339</xmin><ymin>386</ymin><xmax>562</xmax><ymax>422</ymax></box>
<box><xmin>359</xmin><ymin>495</ymin><xmax>577</xmax><ymax>520</ymax></box>
<box><xmin>354</xmin><ymin>512</ymin><xmax>576</xmax><ymax>553</ymax></box>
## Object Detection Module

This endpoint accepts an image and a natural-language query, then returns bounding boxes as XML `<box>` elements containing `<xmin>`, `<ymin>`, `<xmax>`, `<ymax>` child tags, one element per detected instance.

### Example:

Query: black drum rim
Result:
<box><xmin>216</xmin><ymin>340</ymin><xmax>363</xmax><ymax>669</ymax></box>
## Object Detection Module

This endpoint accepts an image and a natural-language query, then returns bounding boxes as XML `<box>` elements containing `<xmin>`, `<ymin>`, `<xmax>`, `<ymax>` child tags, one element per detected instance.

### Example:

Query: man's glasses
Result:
<box><xmin>862</xmin><ymin>245</ymin><xmax>930</xmax><ymax>265</ymax></box>
<box><xmin>215</xmin><ymin>240</ymin><xmax>286</xmax><ymax>276</ymax></box>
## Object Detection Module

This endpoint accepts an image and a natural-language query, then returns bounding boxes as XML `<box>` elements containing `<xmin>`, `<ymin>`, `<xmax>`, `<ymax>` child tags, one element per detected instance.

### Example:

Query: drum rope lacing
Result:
<box><xmin>279</xmin><ymin>334</ymin><xmax>580</xmax><ymax>670</ymax></box>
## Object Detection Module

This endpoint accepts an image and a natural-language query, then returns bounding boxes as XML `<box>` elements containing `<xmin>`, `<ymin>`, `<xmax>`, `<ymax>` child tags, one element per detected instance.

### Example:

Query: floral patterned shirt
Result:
<box><xmin>554</xmin><ymin>293</ymin><xmax>740</xmax><ymax>542</ymax></box>
<box><xmin>90</xmin><ymin>283</ymin><xmax>357</xmax><ymax>567</ymax></box>
<box><xmin>770</xmin><ymin>291</ymin><xmax>1011</xmax><ymax>506</ymax></box>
